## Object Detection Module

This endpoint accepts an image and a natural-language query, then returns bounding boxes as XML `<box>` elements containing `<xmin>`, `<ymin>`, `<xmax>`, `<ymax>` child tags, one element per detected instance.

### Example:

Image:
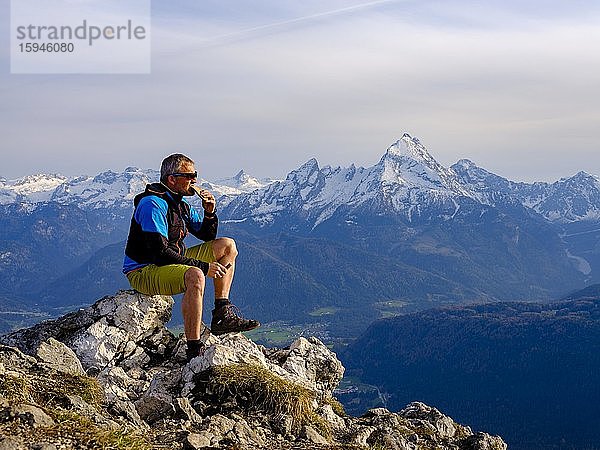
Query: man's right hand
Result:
<box><xmin>207</xmin><ymin>261</ymin><xmax>228</xmax><ymax>279</ymax></box>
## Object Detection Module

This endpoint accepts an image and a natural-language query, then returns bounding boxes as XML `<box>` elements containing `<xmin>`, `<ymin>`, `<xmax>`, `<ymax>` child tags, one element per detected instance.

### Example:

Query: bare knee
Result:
<box><xmin>184</xmin><ymin>267</ymin><xmax>205</xmax><ymax>291</ymax></box>
<box><xmin>213</xmin><ymin>237</ymin><xmax>238</xmax><ymax>259</ymax></box>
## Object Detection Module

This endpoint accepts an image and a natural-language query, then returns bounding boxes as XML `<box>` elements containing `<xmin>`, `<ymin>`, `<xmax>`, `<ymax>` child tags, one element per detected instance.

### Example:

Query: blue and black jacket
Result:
<box><xmin>122</xmin><ymin>183</ymin><xmax>217</xmax><ymax>275</ymax></box>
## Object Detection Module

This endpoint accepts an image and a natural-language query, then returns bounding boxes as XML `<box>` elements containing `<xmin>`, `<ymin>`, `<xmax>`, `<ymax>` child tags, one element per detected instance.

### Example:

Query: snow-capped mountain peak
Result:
<box><xmin>286</xmin><ymin>158</ymin><xmax>320</xmax><ymax>185</ymax></box>
<box><xmin>378</xmin><ymin>133</ymin><xmax>471</xmax><ymax>197</ymax></box>
<box><xmin>566</xmin><ymin>171</ymin><xmax>595</xmax><ymax>183</ymax></box>
<box><xmin>214</xmin><ymin>169</ymin><xmax>274</xmax><ymax>194</ymax></box>
<box><xmin>453</xmin><ymin>158</ymin><xmax>477</xmax><ymax>171</ymax></box>
<box><xmin>452</xmin><ymin>159</ymin><xmax>511</xmax><ymax>189</ymax></box>
<box><xmin>385</xmin><ymin>133</ymin><xmax>433</xmax><ymax>162</ymax></box>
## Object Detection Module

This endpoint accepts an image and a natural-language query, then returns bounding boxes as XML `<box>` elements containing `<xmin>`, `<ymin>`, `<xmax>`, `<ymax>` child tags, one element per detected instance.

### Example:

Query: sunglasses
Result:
<box><xmin>170</xmin><ymin>171</ymin><xmax>198</xmax><ymax>179</ymax></box>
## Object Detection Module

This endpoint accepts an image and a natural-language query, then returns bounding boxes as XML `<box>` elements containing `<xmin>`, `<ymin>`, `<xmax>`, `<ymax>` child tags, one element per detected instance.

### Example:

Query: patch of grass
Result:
<box><xmin>31</xmin><ymin>372</ymin><xmax>105</xmax><ymax>408</ymax></box>
<box><xmin>0</xmin><ymin>373</ymin><xmax>30</xmax><ymax>402</ymax></box>
<box><xmin>335</xmin><ymin>375</ymin><xmax>379</xmax><ymax>394</ymax></box>
<box><xmin>307</xmin><ymin>410</ymin><xmax>332</xmax><ymax>439</ymax></box>
<box><xmin>323</xmin><ymin>396</ymin><xmax>346</xmax><ymax>417</ymax></box>
<box><xmin>369</xmin><ymin>444</ymin><xmax>388</xmax><ymax>450</ymax></box>
<box><xmin>0</xmin><ymin>371</ymin><xmax>104</xmax><ymax>409</ymax></box>
<box><xmin>374</xmin><ymin>300</ymin><xmax>409</xmax><ymax>318</ymax></box>
<box><xmin>308</xmin><ymin>307</ymin><xmax>339</xmax><ymax>317</ymax></box>
<box><xmin>243</xmin><ymin>323</ymin><xmax>302</xmax><ymax>346</ymax></box>
<box><xmin>41</xmin><ymin>411</ymin><xmax>151</xmax><ymax>450</ymax></box>
<box><xmin>200</xmin><ymin>363</ymin><xmax>316</xmax><ymax>429</ymax></box>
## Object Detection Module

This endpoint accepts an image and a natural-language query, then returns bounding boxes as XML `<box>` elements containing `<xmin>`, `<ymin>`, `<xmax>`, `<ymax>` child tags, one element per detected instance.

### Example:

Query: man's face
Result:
<box><xmin>166</xmin><ymin>161</ymin><xmax>197</xmax><ymax>196</ymax></box>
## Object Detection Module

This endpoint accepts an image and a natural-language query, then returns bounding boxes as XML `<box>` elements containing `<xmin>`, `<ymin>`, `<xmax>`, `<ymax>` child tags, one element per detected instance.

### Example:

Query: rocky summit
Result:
<box><xmin>0</xmin><ymin>291</ymin><xmax>506</xmax><ymax>449</ymax></box>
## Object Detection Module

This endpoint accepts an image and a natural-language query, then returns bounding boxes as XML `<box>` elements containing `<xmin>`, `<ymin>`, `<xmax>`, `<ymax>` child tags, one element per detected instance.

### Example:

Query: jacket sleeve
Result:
<box><xmin>136</xmin><ymin>197</ymin><xmax>210</xmax><ymax>274</ymax></box>
<box><xmin>187</xmin><ymin>204</ymin><xmax>219</xmax><ymax>242</ymax></box>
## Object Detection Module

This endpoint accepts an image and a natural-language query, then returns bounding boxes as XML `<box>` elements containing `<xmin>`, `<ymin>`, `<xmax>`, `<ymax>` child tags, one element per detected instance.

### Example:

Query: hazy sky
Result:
<box><xmin>1</xmin><ymin>0</ymin><xmax>599</xmax><ymax>182</ymax></box>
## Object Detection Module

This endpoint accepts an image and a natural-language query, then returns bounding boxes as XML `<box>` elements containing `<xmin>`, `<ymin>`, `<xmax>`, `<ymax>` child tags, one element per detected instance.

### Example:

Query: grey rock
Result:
<box><xmin>0</xmin><ymin>436</ymin><xmax>25</xmax><ymax>450</ymax></box>
<box><xmin>281</xmin><ymin>336</ymin><xmax>345</xmax><ymax>394</ymax></box>
<box><xmin>348</xmin><ymin>425</ymin><xmax>376</xmax><ymax>446</ymax></box>
<box><xmin>183</xmin><ymin>333</ymin><xmax>271</xmax><ymax>381</ymax></box>
<box><xmin>184</xmin><ymin>432</ymin><xmax>213</xmax><ymax>449</ymax></box>
<box><xmin>230</xmin><ymin>419</ymin><xmax>266</xmax><ymax>448</ymax></box>
<box><xmin>9</xmin><ymin>404</ymin><xmax>55</xmax><ymax>428</ymax></box>
<box><xmin>400</xmin><ymin>401</ymin><xmax>461</xmax><ymax>439</ymax></box>
<box><xmin>182</xmin><ymin>333</ymin><xmax>344</xmax><ymax>400</ymax></box>
<box><xmin>197</xmin><ymin>413</ymin><xmax>236</xmax><ymax>444</ymax></box>
<box><xmin>135</xmin><ymin>368</ymin><xmax>182</xmax><ymax>423</ymax></box>
<box><xmin>365</xmin><ymin>407</ymin><xmax>391</xmax><ymax>416</ymax></box>
<box><xmin>0</xmin><ymin>291</ymin><xmax>174</xmax><ymax>372</ymax></box>
<box><xmin>97</xmin><ymin>366</ymin><xmax>147</xmax><ymax>402</ymax></box>
<box><xmin>119</xmin><ymin>346</ymin><xmax>151</xmax><ymax>371</ymax></box>
<box><xmin>30</xmin><ymin>444</ymin><xmax>58</xmax><ymax>450</ymax></box>
<box><xmin>463</xmin><ymin>432</ymin><xmax>508</xmax><ymax>450</ymax></box>
<box><xmin>0</xmin><ymin>345</ymin><xmax>36</xmax><ymax>373</ymax></box>
<box><xmin>135</xmin><ymin>391</ymin><xmax>175</xmax><ymax>423</ymax></box>
<box><xmin>302</xmin><ymin>425</ymin><xmax>329</xmax><ymax>445</ymax></box>
<box><xmin>175</xmin><ymin>397</ymin><xmax>203</xmax><ymax>424</ymax></box>
<box><xmin>35</xmin><ymin>337</ymin><xmax>85</xmax><ymax>376</ymax></box>
<box><xmin>108</xmin><ymin>398</ymin><xmax>146</xmax><ymax>428</ymax></box>
<box><xmin>317</xmin><ymin>403</ymin><xmax>345</xmax><ymax>429</ymax></box>
<box><xmin>70</xmin><ymin>292</ymin><xmax>174</xmax><ymax>370</ymax></box>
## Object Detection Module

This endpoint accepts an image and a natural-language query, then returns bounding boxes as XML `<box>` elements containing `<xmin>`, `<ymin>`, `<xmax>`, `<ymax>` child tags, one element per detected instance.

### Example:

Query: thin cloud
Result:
<box><xmin>184</xmin><ymin>0</ymin><xmax>402</xmax><ymax>47</ymax></box>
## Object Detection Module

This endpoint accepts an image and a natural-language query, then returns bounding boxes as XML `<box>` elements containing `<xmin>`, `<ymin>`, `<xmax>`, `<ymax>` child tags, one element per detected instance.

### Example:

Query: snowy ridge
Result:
<box><xmin>225</xmin><ymin>133</ymin><xmax>480</xmax><ymax>227</ymax></box>
<box><xmin>3</xmin><ymin>133</ymin><xmax>600</xmax><ymax>226</ymax></box>
<box><xmin>49</xmin><ymin>168</ymin><xmax>160</xmax><ymax>209</ymax></box>
<box><xmin>0</xmin><ymin>174</ymin><xmax>68</xmax><ymax>205</ymax></box>
<box><xmin>0</xmin><ymin>168</ymin><xmax>274</xmax><ymax>211</ymax></box>
<box><xmin>534</xmin><ymin>172</ymin><xmax>600</xmax><ymax>222</ymax></box>
<box><xmin>452</xmin><ymin>160</ymin><xmax>600</xmax><ymax>223</ymax></box>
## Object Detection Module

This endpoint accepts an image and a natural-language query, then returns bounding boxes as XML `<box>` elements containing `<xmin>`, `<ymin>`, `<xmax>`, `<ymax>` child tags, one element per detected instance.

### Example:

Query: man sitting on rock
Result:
<box><xmin>123</xmin><ymin>153</ymin><xmax>260</xmax><ymax>361</ymax></box>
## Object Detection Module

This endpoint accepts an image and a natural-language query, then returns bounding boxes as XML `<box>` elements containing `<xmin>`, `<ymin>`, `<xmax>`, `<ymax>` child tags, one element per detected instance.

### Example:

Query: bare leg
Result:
<box><xmin>182</xmin><ymin>267</ymin><xmax>205</xmax><ymax>340</ymax></box>
<box><xmin>211</xmin><ymin>237</ymin><xmax>238</xmax><ymax>299</ymax></box>
<box><xmin>208</xmin><ymin>237</ymin><xmax>260</xmax><ymax>335</ymax></box>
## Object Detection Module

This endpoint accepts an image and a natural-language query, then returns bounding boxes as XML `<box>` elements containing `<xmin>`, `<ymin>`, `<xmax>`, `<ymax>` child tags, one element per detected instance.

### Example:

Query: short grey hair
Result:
<box><xmin>160</xmin><ymin>154</ymin><xmax>194</xmax><ymax>182</ymax></box>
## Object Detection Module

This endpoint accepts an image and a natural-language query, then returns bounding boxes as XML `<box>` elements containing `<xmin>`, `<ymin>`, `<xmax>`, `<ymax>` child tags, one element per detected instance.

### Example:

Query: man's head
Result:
<box><xmin>160</xmin><ymin>153</ymin><xmax>197</xmax><ymax>196</ymax></box>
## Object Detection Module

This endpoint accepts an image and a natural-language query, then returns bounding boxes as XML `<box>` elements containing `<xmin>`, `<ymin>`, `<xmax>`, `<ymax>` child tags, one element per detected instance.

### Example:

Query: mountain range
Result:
<box><xmin>2</xmin><ymin>133</ymin><xmax>600</xmax><ymax>336</ymax></box>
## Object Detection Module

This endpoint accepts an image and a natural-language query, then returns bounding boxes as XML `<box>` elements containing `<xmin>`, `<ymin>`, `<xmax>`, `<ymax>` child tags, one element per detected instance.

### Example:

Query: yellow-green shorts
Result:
<box><xmin>126</xmin><ymin>241</ymin><xmax>216</xmax><ymax>296</ymax></box>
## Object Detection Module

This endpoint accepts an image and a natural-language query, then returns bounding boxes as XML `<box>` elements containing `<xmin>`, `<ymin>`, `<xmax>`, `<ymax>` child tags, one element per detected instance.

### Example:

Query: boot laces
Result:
<box><xmin>223</xmin><ymin>304</ymin><xmax>246</xmax><ymax>320</ymax></box>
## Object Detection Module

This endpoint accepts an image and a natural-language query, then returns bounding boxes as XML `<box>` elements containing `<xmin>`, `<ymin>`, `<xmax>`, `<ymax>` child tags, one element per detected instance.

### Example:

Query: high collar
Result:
<box><xmin>160</xmin><ymin>182</ymin><xmax>184</xmax><ymax>203</ymax></box>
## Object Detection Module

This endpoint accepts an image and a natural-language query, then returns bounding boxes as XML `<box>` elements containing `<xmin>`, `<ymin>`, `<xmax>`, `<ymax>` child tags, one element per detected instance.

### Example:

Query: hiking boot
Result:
<box><xmin>211</xmin><ymin>303</ymin><xmax>260</xmax><ymax>335</ymax></box>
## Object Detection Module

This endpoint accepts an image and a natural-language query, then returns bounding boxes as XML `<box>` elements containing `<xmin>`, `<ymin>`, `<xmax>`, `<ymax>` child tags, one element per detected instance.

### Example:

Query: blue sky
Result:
<box><xmin>1</xmin><ymin>0</ymin><xmax>599</xmax><ymax>182</ymax></box>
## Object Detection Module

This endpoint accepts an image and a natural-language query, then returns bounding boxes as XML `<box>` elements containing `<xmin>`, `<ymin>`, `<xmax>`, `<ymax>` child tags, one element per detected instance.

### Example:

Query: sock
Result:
<box><xmin>186</xmin><ymin>339</ymin><xmax>202</xmax><ymax>357</ymax></box>
<box><xmin>215</xmin><ymin>298</ymin><xmax>230</xmax><ymax>309</ymax></box>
